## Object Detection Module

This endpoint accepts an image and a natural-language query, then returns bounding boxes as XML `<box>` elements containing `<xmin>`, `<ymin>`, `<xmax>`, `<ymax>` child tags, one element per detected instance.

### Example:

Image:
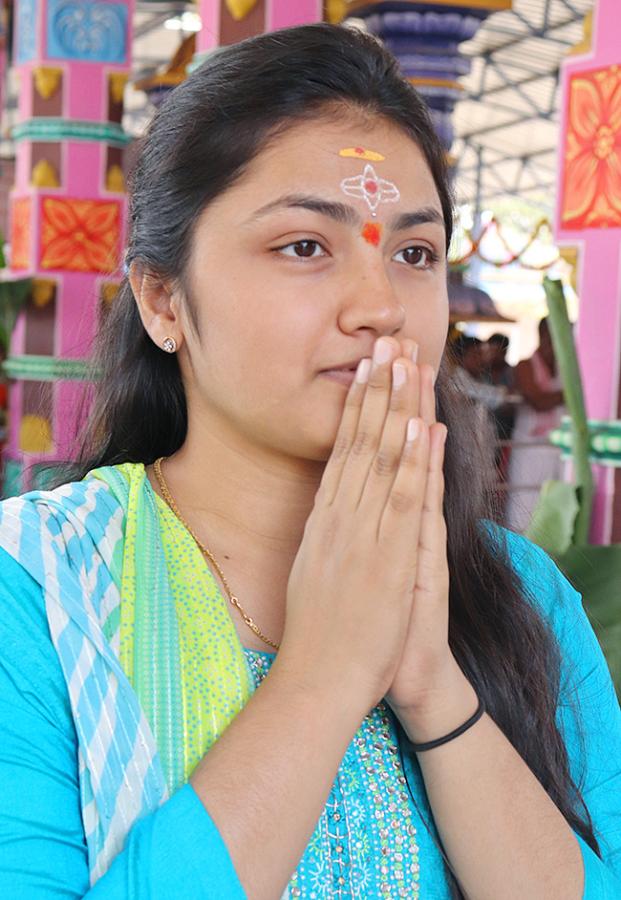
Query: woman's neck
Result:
<box><xmin>154</xmin><ymin>417</ymin><xmax>324</xmax><ymax>568</ymax></box>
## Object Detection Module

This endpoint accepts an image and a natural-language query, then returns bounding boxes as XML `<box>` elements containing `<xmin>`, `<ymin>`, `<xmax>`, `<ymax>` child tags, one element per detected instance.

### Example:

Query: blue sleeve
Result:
<box><xmin>506</xmin><ymin>532</ymin><xmax>621</xmax><ymax>898</ymax></box>
<box><xmin>0</xmin><ymin>547</ymin><xmax>245</xmax><ymax>899</ymax></box>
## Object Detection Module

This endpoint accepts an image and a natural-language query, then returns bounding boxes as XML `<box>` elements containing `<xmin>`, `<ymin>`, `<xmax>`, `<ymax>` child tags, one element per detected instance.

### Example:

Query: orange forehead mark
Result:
<box><xmin>362</xmin><ymin>222</ymin><xmax>382</xmax><ymax>246</ymax></box>
<box><xmin>339</xmin><ymin>147</ymin><xmax>386</xmax><ymax>162</ymax></box>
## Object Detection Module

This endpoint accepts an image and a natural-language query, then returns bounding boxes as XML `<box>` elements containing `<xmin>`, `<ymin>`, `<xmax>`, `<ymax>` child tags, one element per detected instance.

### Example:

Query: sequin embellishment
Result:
<box><xmin>245</xmin><ymin>650</ymin><xmax>421</xmax><ymax>898</ymax></box>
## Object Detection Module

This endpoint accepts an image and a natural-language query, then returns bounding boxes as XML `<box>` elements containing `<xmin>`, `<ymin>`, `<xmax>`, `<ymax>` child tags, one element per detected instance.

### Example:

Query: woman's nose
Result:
<box><xmin>337</xmin><ymin>263</ymin><xmax>405</xmax><ymax>336</ymax></box>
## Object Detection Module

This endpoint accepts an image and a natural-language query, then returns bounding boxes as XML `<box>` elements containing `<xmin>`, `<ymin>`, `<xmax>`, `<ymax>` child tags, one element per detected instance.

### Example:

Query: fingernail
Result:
<box><xmin>373</xmin><ymin>338</ymin><xmax>392</xmax><ymax>365</ymax></box>
<box><xmin>356</xmin><ymin>358</ymin><xmax>372</xmax><ymax>383</ymax></box>
<box><xmin>411</xmin><ymin>344</ymin><xmax>419</xmax><ymax>363</ymax></box>
<box><xmin>407</xmin><ymin>418</ymin><xmax>420</xmax><ymax>442</ymax></box>
<box><xmin>392</xmin><ymin>362</ymin><xmax>406</xmax><ymax>389</ymax></box>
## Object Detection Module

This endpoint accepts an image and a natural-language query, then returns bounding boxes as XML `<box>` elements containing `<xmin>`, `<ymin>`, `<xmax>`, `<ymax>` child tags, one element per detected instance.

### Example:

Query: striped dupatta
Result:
<box><xmin>0</xmin><ymin>463</ymin><xmax>252</xmax><ymax>885</ymax></box>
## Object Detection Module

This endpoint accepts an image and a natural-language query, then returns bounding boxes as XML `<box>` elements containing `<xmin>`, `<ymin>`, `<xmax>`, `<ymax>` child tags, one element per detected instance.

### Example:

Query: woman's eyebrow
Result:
<box><xmin>391</xmin><ymin>207</ymin><xmax>445</xmax><ymax>231</ymax></box>
<box><xmin>249</xmin><ymin>194</ymin><xmax>361</xmax><ymax>226</ymax></box>
<box><xmin>247</xmin><ymin>193</ymin><xmax>444</xmax><ymax>232</ymax></box>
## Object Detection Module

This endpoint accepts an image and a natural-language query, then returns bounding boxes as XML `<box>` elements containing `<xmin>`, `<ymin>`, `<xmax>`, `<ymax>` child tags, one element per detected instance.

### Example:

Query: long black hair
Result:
<box><xmin>70</xmin><ymin>22</ymin><xmax>598</xmax><ymax>895</ymax></box>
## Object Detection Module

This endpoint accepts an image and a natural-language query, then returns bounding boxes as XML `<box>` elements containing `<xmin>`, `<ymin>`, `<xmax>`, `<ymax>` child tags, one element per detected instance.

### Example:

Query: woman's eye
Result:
<box><xmin>394</xmin><ymin>246</ymin><xmax>437</xmax><ymax>269</ymax></box>
<box><xmin>276</xmin><ymin>240</ymin><xmax>326</xmax><ymax>259</ymax></box>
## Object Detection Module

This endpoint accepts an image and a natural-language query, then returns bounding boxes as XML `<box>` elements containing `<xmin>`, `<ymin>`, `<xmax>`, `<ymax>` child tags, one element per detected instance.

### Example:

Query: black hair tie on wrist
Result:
<box><xmin>405</xmin><ymin>696</ymin><xmax>485</xmax><ymax>753</ymax></box>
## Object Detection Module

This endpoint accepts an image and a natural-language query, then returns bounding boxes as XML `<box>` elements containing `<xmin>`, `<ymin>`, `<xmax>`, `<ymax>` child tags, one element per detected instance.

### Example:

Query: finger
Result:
<box><xmin>400</xmin><ymin>337</ymin><xmax>418</xmax><ymax>365</ymax></box>
<box><xmin>319</xmin><ymin>356</ymin><xmax>372</xmax><ymax>506</ymax></box>
<box><xmin>419</xmin><ymin>363</ymin><xmax>437</xmax><ymax>426</ymax></box>
<box><xmin>335</xmin><ymin>337</ymin><xmax>401</xmax><ymax>507</ymax></box>
<box><xmin>377</xmin><ymin>417</ymin><xmax>430</xmax><ymax>552</ymax></box>
<box><xmin>416</xmin><ymin>423</ymin><xmax>448</xmax><ymax>592</ymax></box>
<box><xmin>358</xmin><ymin>357</ymin><xmax>420</xmax><ymax>513</ymax></box>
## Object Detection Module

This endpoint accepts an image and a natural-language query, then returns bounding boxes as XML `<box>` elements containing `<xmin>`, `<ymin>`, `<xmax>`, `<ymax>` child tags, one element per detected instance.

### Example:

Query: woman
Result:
<box><xmin>0</xmin><ymin>24</ymin><xmax>619</xmax><ymax>900</ymax></box>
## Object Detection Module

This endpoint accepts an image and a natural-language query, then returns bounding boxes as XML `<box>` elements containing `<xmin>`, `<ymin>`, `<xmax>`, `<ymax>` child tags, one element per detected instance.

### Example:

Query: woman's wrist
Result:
<box><xmin>390</xmin><ymin>659</ymin><xmax>480</xmax><ymax>746</ymax></box>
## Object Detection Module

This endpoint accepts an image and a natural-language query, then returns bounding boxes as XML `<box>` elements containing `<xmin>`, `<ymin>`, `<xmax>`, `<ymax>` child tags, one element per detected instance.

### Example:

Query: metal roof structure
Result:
<box><xmin>451</xmin><ymin>0</ymin><xmax>594</xmax><ymax>213</ymax></box>
<box><xmin>2</xmin><ymin>1</ymin><xmax>593</xmax><ymax>220</ymax></box>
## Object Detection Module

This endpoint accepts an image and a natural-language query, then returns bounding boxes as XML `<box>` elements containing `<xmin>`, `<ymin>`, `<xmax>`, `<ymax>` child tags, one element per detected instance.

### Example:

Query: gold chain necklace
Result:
<box><xmin>153</xmin><ymin>457</ymin><xmax>280</xmax><ymax>651</ymax></box>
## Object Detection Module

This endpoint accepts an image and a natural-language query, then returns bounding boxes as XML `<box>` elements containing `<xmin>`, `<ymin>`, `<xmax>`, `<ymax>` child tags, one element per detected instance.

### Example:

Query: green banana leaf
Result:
<box><xmin>525</xmin><ymin>280</ymin><xmax>621</xmax><ymax>697</ymax></box>
<box><xmin>0</xmin><ymin>277</ymin><xmax>31</xmax><ymax>355</ymax></box>
<box><xmin>556</xmin><ymin>544</ymin><xmax>621</xmax><ymax>695</ymax></box>
<box><xmin>525</xmin><ymin>479</ymin><xmax>579</xmax><ymax>558</ymax></box>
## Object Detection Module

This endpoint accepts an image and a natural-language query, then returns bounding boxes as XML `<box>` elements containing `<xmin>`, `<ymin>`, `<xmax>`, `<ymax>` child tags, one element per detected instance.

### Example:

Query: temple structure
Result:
<box><xmin>555</xmin><ymin>0</ymin><xmax>621</xmax><ymax>543</ymax></box>
<box><xmin>196</xmin><ymin>0</ymin><xmax>322</xmax><ymax>54</ymax></box>
<box><xmin>5</xmin><ymin>0</ymin><xmax>619</xmax><ymax>544</ymax></box>
<box><xmin>329</xmin><ymin>1</ymin><xmax>512</xmax><ymax>152</ymax></box>
<box><xmin>4</xmin><ymin>0</ymin><xmax>134</xmax><ymax>493</ymax></box>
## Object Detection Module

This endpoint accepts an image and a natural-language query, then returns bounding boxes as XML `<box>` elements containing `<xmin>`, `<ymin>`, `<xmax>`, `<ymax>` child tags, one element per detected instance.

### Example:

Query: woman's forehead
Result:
<box><xmin>221</xmin><ymin>119</ymin><xmax>440</xmax><ymax>214</ymax></box>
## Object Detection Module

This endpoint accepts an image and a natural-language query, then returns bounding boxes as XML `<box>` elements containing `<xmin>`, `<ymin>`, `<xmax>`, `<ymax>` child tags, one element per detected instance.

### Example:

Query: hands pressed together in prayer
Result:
<box><xmin>280</xmin><ymin>336</ymin><xmax>468</xmax><ymax>734</ymax></box>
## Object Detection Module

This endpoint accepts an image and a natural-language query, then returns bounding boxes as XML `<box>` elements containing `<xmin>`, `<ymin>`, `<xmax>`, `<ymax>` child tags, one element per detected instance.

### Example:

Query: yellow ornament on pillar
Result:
<box><xmin>225</xmin><ymin>0</ymin><xmax>259</xmax><ymax>21</ymax></box>
<box><xmin>106</xmin><ymin>164</ymin><xmax>126</xmax><ymax>192</ymax></box>
<box><xmin>109</xmin><ymin>73</ymin><xmax>128</xmax><ymax>105</ymax></box>
<box><xmin>31</xmin><ymin>279</ymin><xmax>56</xmax><ymax>308</ymax></box>
<box><xmin>19</xmin><ymin>415</ymin><xmax>53</xmax><ymax>454</ymax></box>
<box><xmin>570</xmin><ymin>11</ymin><xmax>593</xmax><ymax>56</ymax></box>
<box><xmin>325</xmin><ymin>0</ymin><xmax>348</xmax><ymax>24</ymax></box>
<box><xmin>101</xmin><ymin>282</ymin><xmax>120</xmax><ymax>307</ymax></box>
<box><xmin>33</xmin><ymin>67</ymin><xmax>62</xmax><ymax>100</ymax></box>
<box><xmin>31</xmin><ymin>159</ymin><xmax>60</xmax><ymax>188</ymax></box>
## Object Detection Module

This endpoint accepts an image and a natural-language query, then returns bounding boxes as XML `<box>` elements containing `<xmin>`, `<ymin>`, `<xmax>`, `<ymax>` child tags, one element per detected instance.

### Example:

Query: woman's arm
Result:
<box><xmin>0</xmin><ymin>546</ymin><xmax>373</xmax><ymax>900</ymax></box>
<box><xmin>515</xmin><ymin>359</ymin><xmax>564</xmax><ymax>411</ymax></box>
<box><xmin>0</xmin><ymin>549</ymin><xmax>247</xmax><ymax>899</ymax></box>
<box><xmin>394</xmin><ymin>536</ymin><xmax>621</xmax><ymax>900</ymax></box>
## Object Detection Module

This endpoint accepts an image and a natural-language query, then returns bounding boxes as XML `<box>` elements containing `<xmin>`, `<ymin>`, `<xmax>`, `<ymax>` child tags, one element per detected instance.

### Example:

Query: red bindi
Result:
<box><xmin>365</xmin><ymin>180</ymin><xmax>378</xmax><ymax>194</ymax></box>
<box><xmin>362</xmin><ymin>223</ymin><xmax>382</xmax><ymax>246</ymax></box>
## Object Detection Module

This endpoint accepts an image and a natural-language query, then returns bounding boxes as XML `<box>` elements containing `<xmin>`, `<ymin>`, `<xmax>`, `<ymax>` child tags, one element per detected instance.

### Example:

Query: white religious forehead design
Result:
<box><xmin>339</xmin><ymin>148</ymin><xmax>400</xmax><ymax>217</ymax></box>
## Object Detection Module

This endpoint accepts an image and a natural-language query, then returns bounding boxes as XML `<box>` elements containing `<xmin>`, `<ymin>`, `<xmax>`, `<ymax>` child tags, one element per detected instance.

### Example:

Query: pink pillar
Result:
<box><xmin>4</xmin><ymin>0</ymin><xmax>134</xmax><ymax>494</ymax></box>
<box><xmin>555</xmin><ymin>0</ymin><xmax>621</xmax><ymax>543</ymax></box>
<box><xmin>196</xmin><ymin>0</ymin><xmax>323</xmax><ymax>55</ymax></box>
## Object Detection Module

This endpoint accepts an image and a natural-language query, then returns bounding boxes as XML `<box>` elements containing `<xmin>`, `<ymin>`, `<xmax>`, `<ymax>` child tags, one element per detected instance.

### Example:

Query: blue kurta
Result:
<box><xmin>0</xmin><ymin>532</ymin><xmax>620</xmax><ymax>898</ymax></box>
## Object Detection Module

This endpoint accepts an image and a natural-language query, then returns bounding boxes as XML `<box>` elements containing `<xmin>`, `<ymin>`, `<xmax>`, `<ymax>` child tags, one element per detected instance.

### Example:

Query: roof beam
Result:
<box><xmin>470</xmin><ymin>9</ymin><xmax>586</xmax><ymax>58</ymax></box>
<box><xmin>459</xmin><ymin>108</ymin><xmax>558</xmax><ymax>142</ymax></box>
<box><xmin>466</xmin><ymin>63</ymin><xmax>558</xmax><ymax>102</ymax></box>
<box><xmin>457</xmin><ymin>144</ymin><xmax>556</xmax><ymax>176</ymax></box>
<box><xmin>487</xmin><ymin>58</ymin><xmax>552</xmax><ymax>116</ymax></box>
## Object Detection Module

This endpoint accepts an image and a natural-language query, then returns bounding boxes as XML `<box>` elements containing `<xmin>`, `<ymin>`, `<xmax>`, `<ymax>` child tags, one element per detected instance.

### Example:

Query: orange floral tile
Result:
<box><xmin>561</xmin><ymin>64</ymin><xmax>621</xmax><ymax>230</ymax></box>
<box><xmin>40</xmin><ymin>198</ymin><xmax>121</xmax><ymax>273</ymax></box>
<box><xmin>10</xmin><ymin>198</ymin><xmax>32</xmax><ymax>270</ymax></box>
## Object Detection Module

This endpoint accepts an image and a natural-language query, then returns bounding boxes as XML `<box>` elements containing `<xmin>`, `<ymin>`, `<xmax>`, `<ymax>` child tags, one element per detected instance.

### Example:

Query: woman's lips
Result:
<box><xmin>320</xmin><ymin>369</ymin><xmax>356</xmax><ymax>386</ymax></box>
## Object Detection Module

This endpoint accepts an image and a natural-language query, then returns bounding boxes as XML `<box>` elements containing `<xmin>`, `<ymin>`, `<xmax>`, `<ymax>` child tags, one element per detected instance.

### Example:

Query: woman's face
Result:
<box><xmin>179</xmin><ymin>116</ymin><xmax>449</xmax><ymax>461</ymax></box>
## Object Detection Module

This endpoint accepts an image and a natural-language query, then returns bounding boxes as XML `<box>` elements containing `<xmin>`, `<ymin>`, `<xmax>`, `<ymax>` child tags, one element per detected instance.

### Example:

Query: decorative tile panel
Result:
<box><xmin>47</xmin><ymin>1</ymin><xmax>128</xmax><ymax>63</ymax></box>
<box><xmin>10</xmin><ymin>198</ymin><xmax>32</xmax><ymax>270</ymax></box>
<box><xmin>561</xmin><ymin>64</ymin><xmax>621</xmax><ymax>230</ymax></box>
<box><xmin>15</xmin><ymin>0</ymin><xmax>37</xmax><ymax>65</ymax></box>
<box><xmin>40</xmin><ymin>197</ymin><xmax>121</xmax><ymax>273</ymax></box>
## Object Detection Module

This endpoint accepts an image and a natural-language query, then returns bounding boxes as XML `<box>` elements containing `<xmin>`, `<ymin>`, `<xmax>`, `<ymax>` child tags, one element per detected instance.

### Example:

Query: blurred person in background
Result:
<box><xmin>450</xmin><ymin>334</ymin><xmax>509</xmax><ymax>415</ymax></box>
<box><xmin>506</xmin><ymin>318</ymin><xmax>565</xmax><ymax>533</ymax></box>
<box><xmin>485</xmin><ymin>333</ymin><xmax>516</xmax><ymax>480</ymax></box>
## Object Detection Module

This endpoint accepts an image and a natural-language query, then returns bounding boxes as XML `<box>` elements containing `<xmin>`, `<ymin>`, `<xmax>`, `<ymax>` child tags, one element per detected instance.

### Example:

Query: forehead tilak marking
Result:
<box><xmin>361</xmin><ymin>222</ymin><xmax>382</xmax><ymax>246</ymax></box>
<box><xmin>339</xmin><ymin>147</ymin><xmax>386</xmax><ymax>162</ymax></box>
<box><xmin>340</xmin><ymin>162</ymin><xmax>400</xmax><ymax>218</ymax></box>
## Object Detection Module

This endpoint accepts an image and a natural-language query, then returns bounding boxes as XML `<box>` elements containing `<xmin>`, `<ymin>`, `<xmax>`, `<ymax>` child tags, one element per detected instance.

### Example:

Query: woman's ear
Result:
<box><xmin>129</xmin><ymin>262</ymin><xmax>184</xmax><ymax>353</ymax></box>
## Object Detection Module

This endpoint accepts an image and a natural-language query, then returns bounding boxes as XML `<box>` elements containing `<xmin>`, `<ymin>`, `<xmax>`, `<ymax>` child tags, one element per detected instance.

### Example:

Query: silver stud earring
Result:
<box><xmin>162</xmin><ymin>337</ymin><xmax>177</xmax><ymax>353</ymax></box>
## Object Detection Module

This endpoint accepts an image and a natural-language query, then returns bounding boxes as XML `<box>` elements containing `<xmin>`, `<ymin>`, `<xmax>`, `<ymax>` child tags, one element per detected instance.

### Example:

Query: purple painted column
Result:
<box><xmin>555</xmin><ymin>0</ymin><xmax>621</xmax><ymax>543</ymax></box>
<box><xmin>196</xmin><ymin>0</ymin><xmax>323</xmax><ymax>55</ymax></box>
<box><xmin>336</xmin><ymin>2</ymin><xmax>512</xmax><ymax>150</ymax></box>
<box><xmin>4</xmin><ymin>0</ymin><xmax>134</xmax><ymax>494</ymax></box>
